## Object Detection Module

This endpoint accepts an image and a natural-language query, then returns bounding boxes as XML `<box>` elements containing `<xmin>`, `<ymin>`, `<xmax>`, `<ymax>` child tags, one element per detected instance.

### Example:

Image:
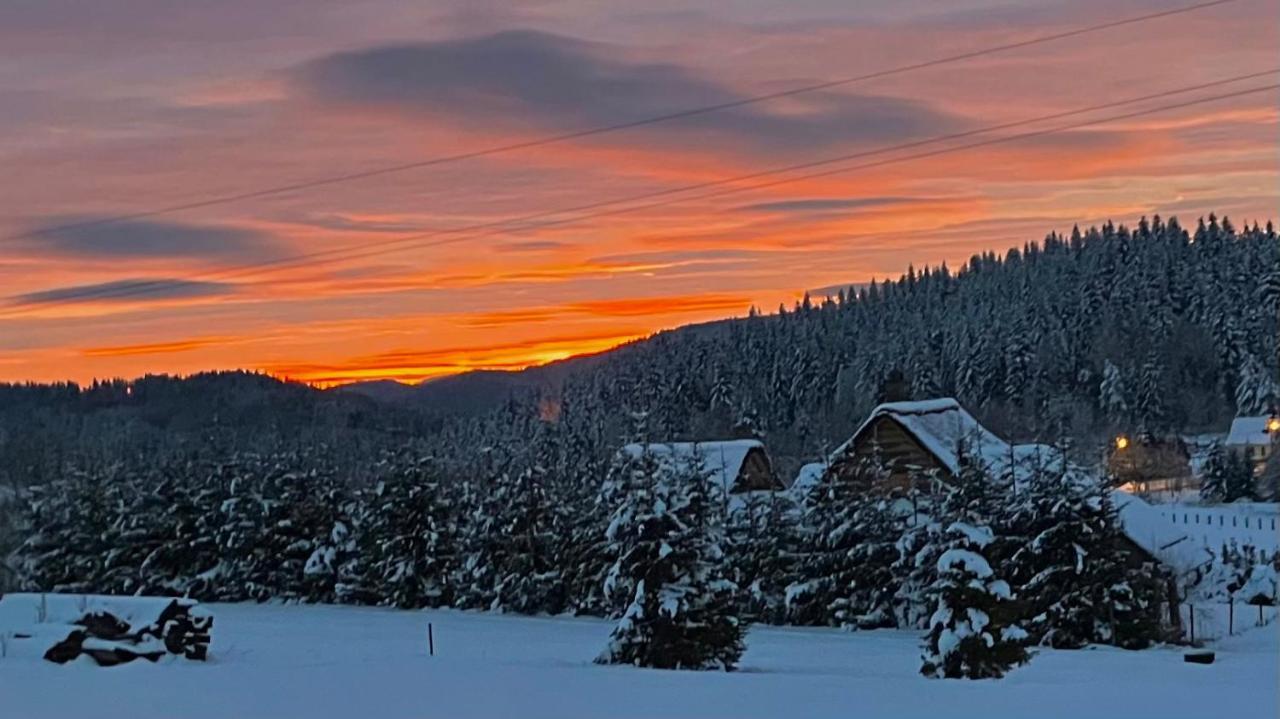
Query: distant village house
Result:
<box><xmin>1224</xmin><ymin>415</ymin><xmax>1280</xmax><ymax>477</ymax></box>
<box><xmin>1107</xmin><ymin>435</ymin><xmax>1195</xmax><ymax>496</ymax></box>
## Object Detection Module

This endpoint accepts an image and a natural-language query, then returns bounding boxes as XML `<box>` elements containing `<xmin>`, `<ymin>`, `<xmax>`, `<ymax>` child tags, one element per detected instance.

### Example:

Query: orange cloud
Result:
<box><xmin>462</xmin><ymin>293</ymin><xmax>750</xmax><ymax>327</ymax></box>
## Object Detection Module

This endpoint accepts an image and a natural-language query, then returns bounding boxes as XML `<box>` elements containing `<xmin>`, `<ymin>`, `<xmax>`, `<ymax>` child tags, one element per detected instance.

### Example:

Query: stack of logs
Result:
<box><xmin>0</xmin><ymin>594</ymin><xmax>212</xmax><ymax>666</ymax></box>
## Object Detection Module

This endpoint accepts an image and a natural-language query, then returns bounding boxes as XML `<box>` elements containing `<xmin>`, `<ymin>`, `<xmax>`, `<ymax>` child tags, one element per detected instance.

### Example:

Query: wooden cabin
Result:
<box><xmin>615</xmin><ymin>439</ymin><xmax>782</xmax><ymax>494</ymax></box>
<box><xmin>825</xmin><ymin>398</ymin><xmax>1022</xmax><ymax>492</ymax></box>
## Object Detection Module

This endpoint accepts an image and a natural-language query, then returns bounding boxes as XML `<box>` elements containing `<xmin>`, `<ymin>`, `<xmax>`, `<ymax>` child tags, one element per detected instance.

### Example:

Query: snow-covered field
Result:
<box><xmin>2</xmin><ymin>603</ymin><xmax>1277</xmax><ymax>719</ymax></box>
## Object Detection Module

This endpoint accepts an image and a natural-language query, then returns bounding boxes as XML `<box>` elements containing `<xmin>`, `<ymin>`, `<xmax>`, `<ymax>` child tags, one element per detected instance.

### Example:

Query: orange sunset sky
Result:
<box><xmin>1</xmin><ymin>0</ymin><xmax>1277</xmax><ymax>387</ymax></box>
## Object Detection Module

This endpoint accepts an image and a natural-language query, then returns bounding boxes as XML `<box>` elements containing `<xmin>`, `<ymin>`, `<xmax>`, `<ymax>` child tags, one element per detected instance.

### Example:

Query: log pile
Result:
<box><xmin>0</xmin><ymin>593</ymin><xmax>212</xmax><ymax>666</ymax></box>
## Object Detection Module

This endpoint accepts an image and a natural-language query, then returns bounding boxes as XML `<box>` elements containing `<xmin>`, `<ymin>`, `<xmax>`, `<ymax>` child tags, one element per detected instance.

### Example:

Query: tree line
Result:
<box><xmin>11</xmin><ymin>437</ymin><xmax>1219</xmax><ymax>677</ymax></box>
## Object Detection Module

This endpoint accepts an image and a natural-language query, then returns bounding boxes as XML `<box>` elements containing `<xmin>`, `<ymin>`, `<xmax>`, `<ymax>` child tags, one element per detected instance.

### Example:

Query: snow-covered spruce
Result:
<box><xmin>1006</xmin><ymin>465</ymin><xmax>1172</xmax><ymax>649</ymax></box>
<box><xmin>356</xmin><ymin>456</ymin><xmax>459</xmax><ymax>609</ymax></box>
<box><xmin>596</xmin><ymin>446</ymin><xmax>746</xmax><ymax>670</ymax></box>
<box><xmin>921</xmin><ymin>465</ymin><xmax>1027</xmax><ymax>679</ymax></box>
<box><xmin>786</xmin><ymin>456</ymin><xmax>902</xmax><ymax>628</ymax></box>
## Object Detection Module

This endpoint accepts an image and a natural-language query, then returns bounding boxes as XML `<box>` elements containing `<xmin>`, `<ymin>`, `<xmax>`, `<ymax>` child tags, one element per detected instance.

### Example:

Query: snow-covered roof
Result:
<box><xmin>1224</xmin><ymin>416</ymin><xmax>1276</xmax><ymax>447</ymax></box>
<box><xmin>830</xmin><ymin>398</ymin><xmax>1089</xmax><ymax>489</ymax></box>
<box><xmin>789</xmin><ymin>462</ymin><xmax>826</xmax><ymax>498</ymax></box>
<box><xmin>832</xmin><ymin>398</ymin><xmax>1007</xmax><ymax>474</ymax></box>
<box><xmin>1116</xmin><ymin>494</ymin><xmax>1278</xmax><ymax>573</ymax></box>
<box><xmin>617</xmin><ymin>439</ymin><xmax>772</xmax><ymax>493</ymax></box>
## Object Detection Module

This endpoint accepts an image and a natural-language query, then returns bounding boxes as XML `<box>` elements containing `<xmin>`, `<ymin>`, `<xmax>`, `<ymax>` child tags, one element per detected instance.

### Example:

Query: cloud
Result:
<box><xmin>15</xmin><ymin>217</ymin><xmax>281</xmax><ymax>260</ymax></box>
<box><xmin>734</xmin><ymin>196</ymin><xmax>939</xmax><ymax>214</ymax></box>
<box><xmin>462</xmin><ymin>292</ymin><xmax>750</xmax><ymax>327</ymax></box>
<box><xmin>80</xmin><ymin>335</ymin><xmax>237</xmax><ymax>357</ymax></box>
<box><xmin>9</xmin><ymin>278</ymin><xmax>235</xmax><ymax>306</ymax></box>
<box><xmin>290</xmin><ymin>30</ymin><xmax>960</xmax><ymax>155</ymax></box>
<box><xmin>495</xmin><ymin>240</ymin><xmax>573</xmax><ymax>253</ymax></box>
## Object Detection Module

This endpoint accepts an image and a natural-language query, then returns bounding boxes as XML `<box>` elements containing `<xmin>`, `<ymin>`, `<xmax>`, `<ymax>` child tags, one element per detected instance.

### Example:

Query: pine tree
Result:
<box><xmin>1223</xmin><ymin>450</ymin><xmax>1258</xmax><ymax>503</ymax></box>
<box><xmin>595</xmin><ymin>450</ymin><xmax>746</xmax><ymax>670</ymax></box>
<box><xmin>1007</xmin><ymin>469</ymin><xmax>1172</xmax><ymax>648</ymax></box>
<box><xmin>785</xmin><ymin>457</ymin><xmax>903</xmax><ymax>628</ymax></box>
<box><xmin>921</xmin><ymin>465</ymin><xmax>1027</xmax><ymax>679</ymax></box>
<box><xmin>1200</xmin><ymin>444</ymin><xmax>1230</xmax><ymax>503</ymax></box>
<box><xmin>358</xmin><ymin>456</ymin><xmax>458</xmax><ymax>609</ymax></box>
<box><xmin>1235</xmin><ymin>354</ymin><xmax>1280</xmax><ymax>415</ymax></box>
<box><xmin>725</xmin><ymin>489</ymin><xmax>803</xmax><ymax>625</ymax></box>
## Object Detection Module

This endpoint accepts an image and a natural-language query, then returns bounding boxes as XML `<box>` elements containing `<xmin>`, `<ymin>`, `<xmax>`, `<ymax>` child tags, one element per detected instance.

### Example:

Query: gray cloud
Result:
<box><xmin>735</xmin><ymin>195</ymin><xmax>938</xmax><ymax>214</ymax></box>
<box><xmin>16</xmin><ymin>217</ymin><xmax>281</xmax><ymax>260</ymax></box>
<box><xmin>10</xmin><ymin>278</ymin><xmax>235</xmax><ymax>306</ymax></box>
<box><xmin>291</xmin><ymin>30</ymin><xmax>961</xmax><ymax>154</ymax></box>
<box><xmin>496</xmin><ymin>240</ymin><xmax>572</xmax><ymax>252</ymax></box>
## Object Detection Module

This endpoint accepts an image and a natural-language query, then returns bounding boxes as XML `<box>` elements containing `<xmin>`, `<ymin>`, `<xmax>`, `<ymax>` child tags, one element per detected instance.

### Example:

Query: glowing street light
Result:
<box><xmin>1115</xmin><ymin>435</ymin><xmax>1130</xmax><ymax>451</ymax></box>
<box><xmin>1267</xmin><ymin>417</ymin><xmax>1280</xmax><ymax>434</ymax></box>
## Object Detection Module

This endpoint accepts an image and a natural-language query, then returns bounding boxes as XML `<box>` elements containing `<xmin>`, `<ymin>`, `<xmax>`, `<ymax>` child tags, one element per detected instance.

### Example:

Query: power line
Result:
<box><xmin>6</xmin><ymin>69</ymin><xmax>1273</xmax><ymax>316</ymax></box>
<box><xmin>0</xmin><ymin>0</ymin><xmax>1240</xmax><ymax>246</ymax></box>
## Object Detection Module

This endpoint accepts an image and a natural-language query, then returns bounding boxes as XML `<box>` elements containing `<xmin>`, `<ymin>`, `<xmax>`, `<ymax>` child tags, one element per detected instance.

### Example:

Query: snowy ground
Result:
<box><xmin>2</xmin><ymin>603</ymin><xmax>1277</xmax><ymax>719</ymax></box>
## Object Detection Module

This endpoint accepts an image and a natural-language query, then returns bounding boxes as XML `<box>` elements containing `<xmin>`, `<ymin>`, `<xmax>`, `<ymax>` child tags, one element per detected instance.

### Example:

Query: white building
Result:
<box><xmin>1224</xmin><ymin>415</ymin><xmax>1280</xmax><ymax>476</ymax></box>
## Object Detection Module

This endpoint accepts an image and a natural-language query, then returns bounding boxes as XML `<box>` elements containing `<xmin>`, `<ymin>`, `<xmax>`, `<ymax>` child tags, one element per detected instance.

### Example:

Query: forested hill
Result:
<box><xmin>0</xmin><ymin>214</ymin><xmax>1276</xmax><ymax>486</ymax></box>
<box><xmin>427</xmin><ymin>214</ymin><xmax>1279</xmax><ymax>477</ymax></box>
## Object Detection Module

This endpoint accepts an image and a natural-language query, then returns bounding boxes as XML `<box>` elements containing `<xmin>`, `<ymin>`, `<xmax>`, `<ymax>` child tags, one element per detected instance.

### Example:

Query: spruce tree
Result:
<box><xmin>358</xmin><ymin>456</ymin><xmax>458</xmax><ymax>609</ymax></box>
<box><xmin>596</xmin><ymin>450</ymin><xmax>746</xmax><ymax>670</ymax></box>
<box><xmin>1223</xmin><ymin>450</ymin><xmax>1258</xmax><ymax>503</ymax></box>
<box><xmin>921</xmin><ymin>464</ymin><xmax>1027</xmax><ymax>679</ymax></box>
<box><xmin>1200</xmin><ymin>444</ymin><xmax>1230</xmax><ymax>503</ymax></box>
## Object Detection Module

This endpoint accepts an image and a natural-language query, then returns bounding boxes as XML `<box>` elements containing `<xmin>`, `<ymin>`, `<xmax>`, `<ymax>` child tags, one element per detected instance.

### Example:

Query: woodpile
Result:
<box><xmin>0</xmin><ymin>593</ymin><xmax>212</xmax><ymax>666</ymax></box>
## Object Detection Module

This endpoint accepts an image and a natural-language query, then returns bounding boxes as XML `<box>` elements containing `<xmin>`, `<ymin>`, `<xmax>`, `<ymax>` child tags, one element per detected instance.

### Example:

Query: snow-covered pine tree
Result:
<box><xmin>837</xmin><ymin>491</ymin><xmax>905</xmax><ymax>630</ymax></box>
<box><xmin>921</xmin><ymin>463</ymin><xmax>1027</xmax><ymax>679</ymax></box>
<box><xmin>1200</xmin><ymin>443</ymin><xmax>1230</xmax><ymax>503</ymax></box>
<box><xmin>595</xmin><ymin>449</ymin><xmax>745</xmax><ymax>670</ymax></box>
<box><xmin>891</xmin><ymin>468</ymin><xmax>949</xmax><ymax>629</ymax></box>
<box><xmin>784</xmin><ymin>454</ymin><xmax>902</xmax><ymax>628</ymax></box>
<box><xmin>490</xmin><ymin>466</ymin><xmax>563</xmax><ymax>614</ymax></box>
<box><xmin>1235</xmin><ymin>354</ymin><xmax>1280</xmax><ymax>416</ymax></box>
<box><xmin>1223</xmin><ymin>449</ymin><xmax>1259</xmax><ymax>503</ymax></box>
<box><xmin>1006</xmin><ymin>467</ymin><xmax>1172</xmax><ymax>649</ymax></box>
<box><xmin>725</xmin><ymin>486</ymin><xmax>803</xmax><ymax>625</ymax></box>
<box><xmin>358</xmin><ymin>455</ymin><xmax>458</xmax><ymax>609</ymax></box>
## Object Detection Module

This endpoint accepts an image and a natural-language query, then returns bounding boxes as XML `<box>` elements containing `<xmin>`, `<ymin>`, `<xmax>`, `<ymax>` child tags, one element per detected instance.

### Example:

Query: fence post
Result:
<box><xmin>1189</xmin><ymin>605</ymin><xmax>1195</xmax><ymax>644</ymax></box>
<box><xmin>1228</xmin><ymin>599</ymin><xmax>1233</xmax><ymax>636</ymax></box>
<box><xmin>428</xmin><ymin>623</ymin><xmax>435</xmax><ymax>657</ymax></box>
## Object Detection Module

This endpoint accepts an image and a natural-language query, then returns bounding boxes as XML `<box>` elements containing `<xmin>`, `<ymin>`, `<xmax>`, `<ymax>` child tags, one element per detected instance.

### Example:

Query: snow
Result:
<box><xmin>618</xmin><ymin>439</ymin><xmax>774</xmax><ymax>494</ymax></box>
<box><xmin>828</xmin><ymin>398</ymin><xmax>1086</xmax><ymax>488</ymax></box>
<box><xmin>937</xmin><ymin>549</ymin><xmax>994</xmax><ymax>579</ymax></box>
<box><xmin>788</xmin><ymin>462</ymin><xmax>826</xmax><ymax>499</ymax></box>
<box><xmin>1225</xmin><ymin>416</ymin><xmax>1275</xmax><ymax>447</ymax></box>
<box><xmin>2</xmin><ymin>602</ymin><xmax>1275</xmax><ymax>718</ymax></box>
<box><xmin>1115</xmin><ymin>492</ymin><xmax>1279</xmax><ymax>575</ymax></box>
<box><xmin>832</xmin><ymin>398</ymin><xmax>1007</xmax><ymax>477</ymax></box>
<box><xmin>0</xmin><ymin>593</ymin><xmax>203</xmax><ymax>628</ymax></box>
<box><xmin>947</xmin><ymin>521</ymin><xmax>994</xmax><ymax>548</ymax></box>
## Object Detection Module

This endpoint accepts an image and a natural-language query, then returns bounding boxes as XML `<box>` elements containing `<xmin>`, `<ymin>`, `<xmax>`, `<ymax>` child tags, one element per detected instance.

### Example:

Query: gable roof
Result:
<box><xmin>617</xmin><ymin>439</ymin><xmax>775</xmax><ymax>493</ymax></box>
<box><xmin>830</xmin><ymin>397</ymin><xmax>1084</xmax><ymax>487</ymax></box>
<box><xmin>833</xmin><ymin>398</ymin><xmax>1007</xmax><ymax>475</ymax></box>
<box><xmin>1225</xmin><ymin>416</ymin><xmax>1275</xmax><ymax>447</ymax></box>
